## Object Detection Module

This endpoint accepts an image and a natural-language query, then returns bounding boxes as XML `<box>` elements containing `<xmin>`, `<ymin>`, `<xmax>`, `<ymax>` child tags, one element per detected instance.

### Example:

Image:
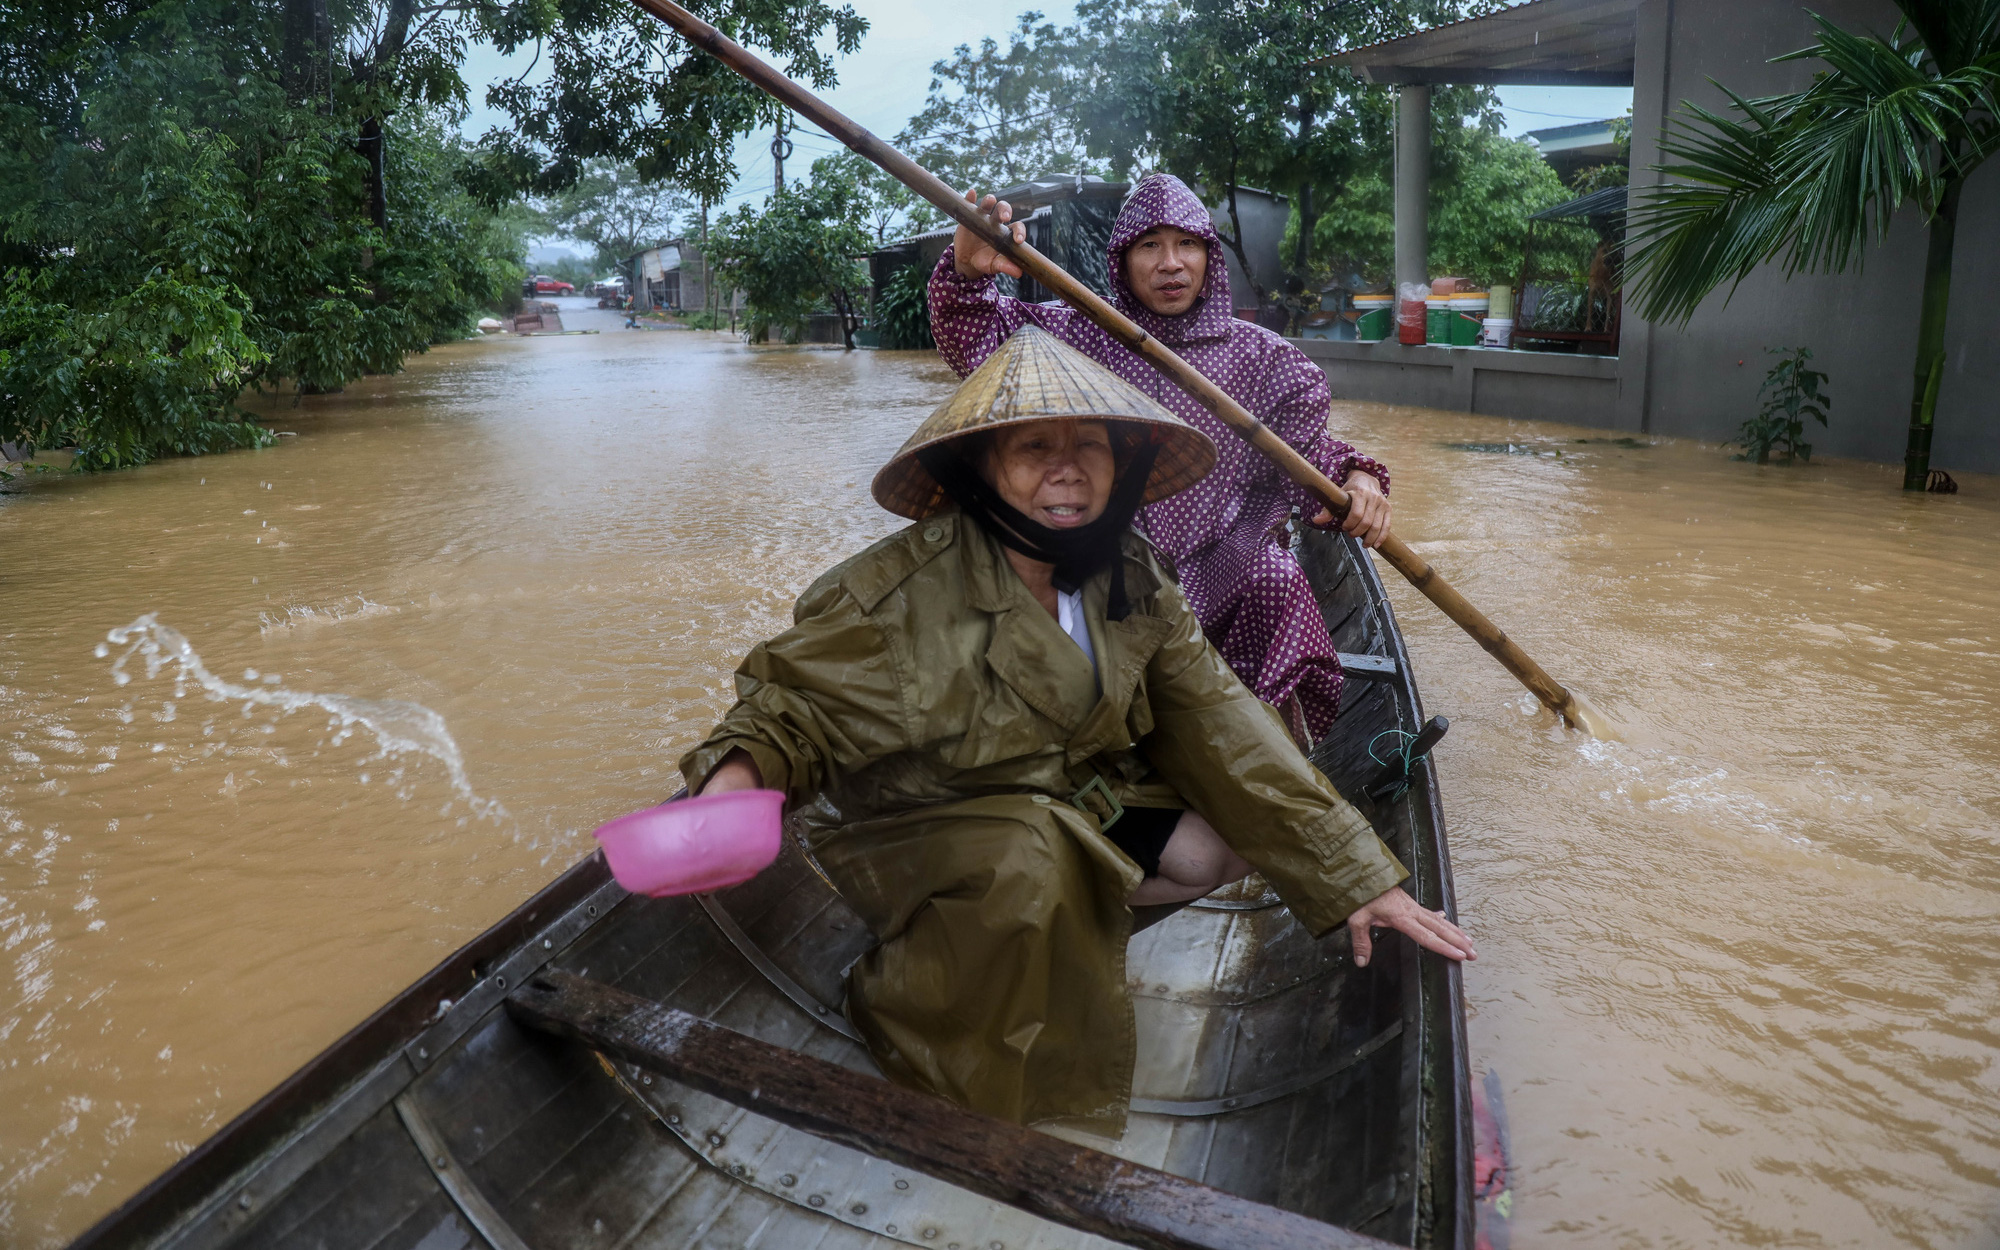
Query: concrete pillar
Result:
<box><xmin>1395</xmin><ymin>84</ymin><xmax>1430</xmax><ymax>293</ymax></box>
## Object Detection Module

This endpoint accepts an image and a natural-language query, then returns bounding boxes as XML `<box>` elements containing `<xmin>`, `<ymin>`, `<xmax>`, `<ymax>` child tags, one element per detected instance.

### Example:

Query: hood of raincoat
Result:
<box><xmin>1107</xmin><ymin>174</ymin><xmax>1235</xmax><ymax>347</ymax></box>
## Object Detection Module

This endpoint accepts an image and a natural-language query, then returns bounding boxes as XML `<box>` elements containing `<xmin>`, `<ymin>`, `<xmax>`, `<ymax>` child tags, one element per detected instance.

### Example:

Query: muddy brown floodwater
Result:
<box><xmin>3</xmin><ymin>298</ymin><xmax>1997</xmax><ymax>1247</ymax></box>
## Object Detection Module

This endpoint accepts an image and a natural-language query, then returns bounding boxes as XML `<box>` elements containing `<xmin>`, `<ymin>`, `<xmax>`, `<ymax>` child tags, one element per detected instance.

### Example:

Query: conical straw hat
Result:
<box><xmin>872</xmin><ymin>325</ymin><xmax>1217</xmax><ymax>520</ymax></box>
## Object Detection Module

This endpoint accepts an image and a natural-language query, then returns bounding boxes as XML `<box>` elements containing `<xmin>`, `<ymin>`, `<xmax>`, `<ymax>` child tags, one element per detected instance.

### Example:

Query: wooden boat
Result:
<box><xmin>70</xmin><ymin>528</ymin><xmax>1472</xmax><ymax>1250</ymax></box>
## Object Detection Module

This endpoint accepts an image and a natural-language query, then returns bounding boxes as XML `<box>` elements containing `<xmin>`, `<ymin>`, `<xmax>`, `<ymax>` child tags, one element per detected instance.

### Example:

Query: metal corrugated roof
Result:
<box><xmin>1321</xmin><ymin>0</ymin><xmax>1637</xmax><ymax>87</ymax></box>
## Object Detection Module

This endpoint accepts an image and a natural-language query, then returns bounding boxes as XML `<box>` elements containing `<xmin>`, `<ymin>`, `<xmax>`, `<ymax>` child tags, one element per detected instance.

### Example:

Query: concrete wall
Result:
<box><xmin>1300</xmin><ymin>339</ymin><xmax>1622</xmax><ymax>419</ymax></box>
<box><xmin>1625</xmin><ymin>0</ymin><xmax>1999</xmax><ymax>472</ymax></box>
<box><xmin>1206</xmin><ymin>189</ymin><xmax>1290</xmax><ymax>312</ymax></box>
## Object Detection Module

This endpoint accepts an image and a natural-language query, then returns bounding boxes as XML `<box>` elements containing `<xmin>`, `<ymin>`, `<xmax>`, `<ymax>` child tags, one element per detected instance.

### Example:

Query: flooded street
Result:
<box><xmin>3</xmin><ymin>298</ymin><xmax>1996</xmax><ymax>1247</ymax></box>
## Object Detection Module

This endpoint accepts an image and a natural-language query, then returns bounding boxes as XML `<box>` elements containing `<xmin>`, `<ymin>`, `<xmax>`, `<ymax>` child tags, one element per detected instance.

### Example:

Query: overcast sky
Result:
<box><xmin>456</xmin><ymin>0</ymin><xmax>1633</xmax><ymax>256</ymax></box>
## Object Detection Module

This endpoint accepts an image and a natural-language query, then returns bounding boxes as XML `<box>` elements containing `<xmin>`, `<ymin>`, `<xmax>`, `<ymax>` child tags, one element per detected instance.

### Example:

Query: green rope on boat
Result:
<box><xmin>1366</xmin><ymin>728</ymin><xmax>1431</xmax><ymax>803</ymax></box>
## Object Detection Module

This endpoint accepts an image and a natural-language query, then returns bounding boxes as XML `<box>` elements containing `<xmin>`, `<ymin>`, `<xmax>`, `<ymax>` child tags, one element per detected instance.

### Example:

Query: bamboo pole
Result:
<box><xmin>628</xmin><ymin>0</ymin><xmax>1604</xmax><ymax>734</ymax></box>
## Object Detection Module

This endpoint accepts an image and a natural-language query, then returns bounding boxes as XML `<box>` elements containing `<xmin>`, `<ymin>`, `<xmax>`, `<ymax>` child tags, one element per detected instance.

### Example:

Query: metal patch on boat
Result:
<box><xmin>405</xmin><ymin>877</ymin><xmax>629</xmax><ymax>1072</ymax></box>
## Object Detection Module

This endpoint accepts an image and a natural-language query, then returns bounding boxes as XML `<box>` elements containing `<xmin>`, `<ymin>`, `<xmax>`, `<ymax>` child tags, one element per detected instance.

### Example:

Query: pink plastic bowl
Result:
<box><xmin>593</xmin><ymin>789</ymin><xmax>785</xmax><ymax>897</ymax></box>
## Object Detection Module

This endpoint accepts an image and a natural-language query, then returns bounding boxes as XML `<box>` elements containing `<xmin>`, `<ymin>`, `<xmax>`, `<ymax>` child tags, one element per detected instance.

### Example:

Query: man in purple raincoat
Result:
<box><xmin>928</xmin><ymin>173</ymin><xmax>1392</xmax><ymax>744</ymax></box>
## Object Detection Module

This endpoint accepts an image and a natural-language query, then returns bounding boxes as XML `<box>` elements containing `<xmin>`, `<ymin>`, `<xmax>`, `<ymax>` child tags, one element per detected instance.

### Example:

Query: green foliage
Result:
<box><xmin>1735</xmin><ymin>346</ymin><xmax>1831</xmax><ymax>464</ymax></box>
<box><xmin>874</xmin><ymin>262</ymin><xmax>936</xmax><ymax>351</ymax></box>
<box><xmin>1300</xmin><ymin>121</ymin><xmax>1571</xmax><ymax>289</ymax></box>
<box><xmin>537</xmin><ymin>161</ymin><xmax>688</xmax><ymax>271</ymax></box>
<box><xmin>680</xmin><ymin>310</ymin><xmax>729</xmax><ymax>331</ymax></box>
<box><xmin>1</xmin><ymin>0</ymin><xmax>879</xmax><ymax>471</ymax></box>
<box><xmin>903</xmin><ymin>2</ymin><xmax>1535</xmax><ymax>327</ymax></box>
<box><xmin>1569</xmin><ymin>111</ymin><xmax>1633</xmax><ymax>193</ymax></box>
<box><xmin>1626</xmin><ymin>7</ymin><xmax>1998</xmax><ymax>325</ymax></box>
<box><xmin>816</xmin><ymin>151</ymin><xmax>939</xmax><ymax>244</ymax></box>
<box><xmin>470</xmin><ymin>0</ymin><xmax>869</xmax><ymax>203</ymax></box>
<box><xmin>705</xmin><ymin>157</ymin><xmax>872</xmax><ymax>348</ymax></box>
<box><xmin>897</xmin><ymin>14</ymin><xmax>1102</xmax><ymax>193</ymax></box>
<box><xmin>0</xmin><ymin>0</ymin><xmax>534</xmax><ymax>469</ymax></box>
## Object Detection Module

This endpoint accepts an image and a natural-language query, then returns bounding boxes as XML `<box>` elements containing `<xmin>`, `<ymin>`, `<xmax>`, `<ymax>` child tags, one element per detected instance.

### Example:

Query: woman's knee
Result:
<box><xmin>1156</xmin><ymin>812</ymin><xmax>1254</xmax><ymax>889</ymax></box>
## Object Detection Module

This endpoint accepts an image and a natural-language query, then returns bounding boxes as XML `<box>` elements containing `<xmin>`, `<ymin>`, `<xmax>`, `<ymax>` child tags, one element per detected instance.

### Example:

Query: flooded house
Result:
<box><xmin>1323</xmin><ymin>0</ymin><xmax>2000</xmax><ymax>474</ymax></box>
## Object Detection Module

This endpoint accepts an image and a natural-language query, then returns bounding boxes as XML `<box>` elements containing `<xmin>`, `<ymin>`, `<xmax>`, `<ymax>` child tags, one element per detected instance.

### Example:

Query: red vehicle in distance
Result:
<box><xmin>530</xmin><ymin>274</ymin><xmax>575</xmax><ymax>295</ymax></box>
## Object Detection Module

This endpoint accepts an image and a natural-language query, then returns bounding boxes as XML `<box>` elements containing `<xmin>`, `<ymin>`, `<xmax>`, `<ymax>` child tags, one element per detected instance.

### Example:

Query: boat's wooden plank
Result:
<box><xmin>650</xmin><ymin>1163</ymin><xmax>887</xmax><ymax>1250</ymax></box>
<box><xmin>1126</xmin><ymin>906</ymin><xmax>1347</xmax><ymax>1011</ymax></box>
<box><xmin>408</xmin><ymin>1013</ymin><xmax>652</xmax><ymax>1230</ymax></box>
<box><xmin>226</xmin><ymin>1102</ymin><xmax>452</xmax><ymax>1250</ymax></box>
<box><xmin>508</xmin><ymin>971</ymin><xmax>1399</xmax><ymax>1250</ymax></box>
<box><xmin>393</xmin><ymin>1094</ymin><xmax>533</xmax><ymax>1250</ymax></box>
<box><xmin>698</xmin><ymin>892</ymin><xmax>866</xmax><ymax>1042</ymax></box>
<box><xmin>1334</xmin><ymin>653</ymin><xmax>1398</xmax><ymax>680</ymax></box>
<box><xmin>416</xmin><ymin>1022</ymin><xmax>709</xmax><ymax>1247</ymax></box>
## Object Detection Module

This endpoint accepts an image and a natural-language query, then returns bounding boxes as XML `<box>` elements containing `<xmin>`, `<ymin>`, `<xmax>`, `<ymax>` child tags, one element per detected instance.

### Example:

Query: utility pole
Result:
<box><xmin>1393</xmin><ymin>85</ymin><xmax>1430</xmax><ymax>295</ymax></box>
<box><xmin>771</xmin><ymin>116</ymin><xmax>793</xmax><ymax>194</ymax></box>
<box><xmin>700</xmin><ymin>198</ymin><xmax>712</xmax><ymax>321</ymax></box>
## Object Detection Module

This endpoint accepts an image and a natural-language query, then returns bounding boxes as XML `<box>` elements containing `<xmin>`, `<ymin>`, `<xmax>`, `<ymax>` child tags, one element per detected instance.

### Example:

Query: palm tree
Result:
<box><xmin>1624</xmin><ymin>0</ymin><xmax>1999</xmax><ymax>489</ymax></box>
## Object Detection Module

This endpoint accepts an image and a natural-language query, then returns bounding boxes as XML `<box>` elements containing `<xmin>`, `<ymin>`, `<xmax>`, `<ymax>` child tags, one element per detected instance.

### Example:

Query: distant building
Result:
<box><xmin>629</xmin><ymin>238</ymin><xmax>739</xmax><ymax>315</ymax></box>
<box><xmin>1320</xmin><ymin>0</ymin><xmax>2000</xmax><ymax>474</ymax></box>
<box><xmin>1523</xmin><ymin>118</ymin><xmax>1626</xmax><ymax>184</ymax></box>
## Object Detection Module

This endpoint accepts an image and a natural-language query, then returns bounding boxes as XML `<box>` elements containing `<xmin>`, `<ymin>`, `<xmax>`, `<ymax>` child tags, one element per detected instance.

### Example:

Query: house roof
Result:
<box><xmin>990</xmin><ymin>172</ymin><xmax>1127</xmax><ymax>208</ymax></box>
<box><xmin>1320</xmin><ymin>0</ymin><xmax>1637</xmax><ymax>87</ymax></box>
<box><xmin>1529</xmin><ymin>185</ymin><xmax>1627</xmax><ymax>221</ymax></box>
<box><xmin>1526</xmin><ymin>119</ymin><xmax>1620</xmax><ymax>151</ymax></box>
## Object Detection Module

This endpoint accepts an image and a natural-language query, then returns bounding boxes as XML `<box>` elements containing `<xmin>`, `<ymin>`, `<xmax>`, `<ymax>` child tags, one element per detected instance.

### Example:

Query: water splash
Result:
<box><xmin>103</xmin><ymin>614</ymin><xmax>504</xmax><ymax>819</ymax></box>
<box><xmin>257</xmin><ymin>596</ymin><xmax>399</xmax><ymax>636</ymax></box>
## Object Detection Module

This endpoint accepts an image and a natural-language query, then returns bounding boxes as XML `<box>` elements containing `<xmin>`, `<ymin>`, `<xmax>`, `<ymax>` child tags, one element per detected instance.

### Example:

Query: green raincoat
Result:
<box><xmin>680</xmin><ymin>511</ymin><xmax>1407</xmax><ymax>1132</ymax></box>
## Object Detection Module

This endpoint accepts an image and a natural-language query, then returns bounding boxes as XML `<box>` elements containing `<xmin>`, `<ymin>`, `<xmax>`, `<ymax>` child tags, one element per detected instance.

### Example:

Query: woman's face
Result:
<box><xmin>982</xmin><ymin>419</ymin><xmax>1116</xmax><ymax>530</ymax></box>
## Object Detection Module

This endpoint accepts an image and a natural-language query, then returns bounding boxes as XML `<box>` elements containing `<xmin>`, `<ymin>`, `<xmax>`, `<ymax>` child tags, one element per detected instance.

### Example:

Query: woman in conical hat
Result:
<box><xmin>683</xmin><ymin>327</ymin><xmax>1472</xmax><ymax>1134</ymax></box>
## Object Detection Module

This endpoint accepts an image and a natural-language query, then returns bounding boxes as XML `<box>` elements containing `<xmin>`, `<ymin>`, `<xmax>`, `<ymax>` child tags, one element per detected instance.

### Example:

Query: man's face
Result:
<box><xmin>1122</xmin><ymin>227</ymin><xmax>1209</xmax><ymax>317</ymax></box>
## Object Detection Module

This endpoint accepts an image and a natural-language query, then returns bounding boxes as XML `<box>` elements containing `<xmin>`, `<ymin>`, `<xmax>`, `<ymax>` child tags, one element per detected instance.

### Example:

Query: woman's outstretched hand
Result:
<box><xmin>952</xmin><ymin>190</ymin><xmax>1028</xmax><ymax>280</ymax></box>
<box><xmin>1347</xmin><ymin>885</ymin><xmax>1475</xmax><ymax>967</ymax></box>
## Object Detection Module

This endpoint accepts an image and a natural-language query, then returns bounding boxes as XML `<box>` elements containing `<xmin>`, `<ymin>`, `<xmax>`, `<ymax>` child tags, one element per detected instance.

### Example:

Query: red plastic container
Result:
<box><xmin>1397</xmin><ymin>296</ymin><xmax>1427</xmax><ymax>345</ymax></box>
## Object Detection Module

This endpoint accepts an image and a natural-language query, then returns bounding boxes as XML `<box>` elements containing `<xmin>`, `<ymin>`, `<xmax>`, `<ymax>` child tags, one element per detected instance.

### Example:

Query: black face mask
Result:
<box><xmin>918</xmin><ymin>436</ymin><xmax>1160</xmax><ymax>621</ymax></box>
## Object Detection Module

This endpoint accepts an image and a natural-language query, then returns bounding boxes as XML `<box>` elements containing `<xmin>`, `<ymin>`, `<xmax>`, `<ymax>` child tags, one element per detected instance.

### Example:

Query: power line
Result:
<box><xmin>1502</xmin><ymin>104</ymin><xmax>1628</xmax><ymax>121</ymax></box>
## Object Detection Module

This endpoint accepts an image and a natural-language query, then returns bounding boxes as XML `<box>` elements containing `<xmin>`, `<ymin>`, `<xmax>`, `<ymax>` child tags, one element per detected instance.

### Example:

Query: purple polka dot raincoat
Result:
<box><xmin>928</xmin><ymin>173</ymin><xmax>1390</xmax><ymax>740</ymax></box>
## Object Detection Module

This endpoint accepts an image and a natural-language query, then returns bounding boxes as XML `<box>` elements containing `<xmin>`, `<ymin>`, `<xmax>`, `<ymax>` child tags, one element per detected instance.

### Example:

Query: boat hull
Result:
<box><xmin>70</xmin><ymin>530</ymin><xmax>1471</xmax><ymax>1250</ymax></box>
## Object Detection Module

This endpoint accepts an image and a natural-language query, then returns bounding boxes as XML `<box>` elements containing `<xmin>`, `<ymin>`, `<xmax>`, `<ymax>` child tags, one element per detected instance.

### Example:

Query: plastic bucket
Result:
<box><xmin>593</xmin><ymin>788</ymin><xmax>785</xmax><ymax>896</ymax></box>
<box><xmin>1449</xmin><ymin>295</ymin><xmax>1488</xmax><ymax>346</ymax></box>
<box><xmin>1482</xmin><ymin>317</ymin><xmax>1514</xmax><ymax>348</ymax></box>
<box><xmin>1353</xmin><ymin>295</ymin><xmax>1393</xmax><ymax>342</ymax></box>
<box><xmin>1425</xmin><ymin>295</ymin><xmax>1451</xmax><ymax>344</ymax></box>
<box><xmin>1397</xmin><ymin>286</ymin><xmax>1428</xmax><ymax>344</ymax></box>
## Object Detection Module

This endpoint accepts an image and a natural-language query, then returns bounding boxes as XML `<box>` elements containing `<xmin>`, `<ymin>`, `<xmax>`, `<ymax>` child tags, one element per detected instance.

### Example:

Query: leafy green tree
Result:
<box><xmin>539</xmin><ymin>160</ymin><xmax>689</xmax><ymax>270</ymax></box>
<box><xmin>1</xmin><ymin>0</ymin><xmax>525</xmax><ymax>467</ymax></box>
<box><xmin>897</xmin><ymin>13</ymin><xmax>1102</xmax><ymax>193</ymax></box>
<box><xmin>1623</xmin><ymin>0</ymin><xmax>1999</xmax><ymax>490</ymax></box>
<box><xmin>1303</xmin><ymin>115</ymin><xmax>1572</xmax><ymax>289</ymax></box>
<box><xmin>814</xmin><ymin>151</ymin><xmax>940</xmax><ymax>244</ymax></box>
<box><xmin>470</xmin><ymin>0</ymin><xmax>867</xmax><ymax>202</ymax></box>
<box><xmin>1069</xmin><ymin>0</ymin><xmax>1487</xmax><ymax>327</ymax></box>
<box><xmin>705</xmin><ymin>156</ymin><xmax>872</xmax><ymax>348</ymax></box>
<box><xmin>2</xmin><ymin>0</ymin><xmax>874</xmax><ymax>470</ymax></box>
